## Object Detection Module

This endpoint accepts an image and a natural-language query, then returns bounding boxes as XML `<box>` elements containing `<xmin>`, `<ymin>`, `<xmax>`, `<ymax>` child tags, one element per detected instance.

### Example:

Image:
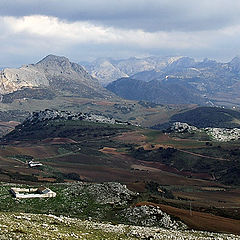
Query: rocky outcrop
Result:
<box><xmin>63</xmin><ymin>182</ymin><xmax>138</xmax><ymax>206</ymax></box>
<box><xmin>170</xmin><ymin>122</ymin><xmax>198</xmax><ymax>133</ymax></box>
<box><xmin>23</xmin><ymin>109</ymin><xmax>131</xmax><ymax>126</ymax></box>
<box><xmin>205</xmin><ymin>127</ymin><xmax>240</xmax><ymax>142</ymax></box>
<box><xmin>169</xmin><ymin>121</ymin><xmax>240</xmax><ymax>142</ymax></box>
<box><xmin>122</xmin><ymin>205</ymin><xmax>187</xmax><ymax>229</ymax></box>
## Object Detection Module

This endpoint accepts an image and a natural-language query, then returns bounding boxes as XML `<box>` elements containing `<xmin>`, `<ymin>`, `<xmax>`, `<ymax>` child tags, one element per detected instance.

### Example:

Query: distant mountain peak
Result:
<box><xmin>36</xmin><ymin>54</ymin><xmax>71</xmax><ymax>67</ymax></box>
<box><xmin>229</xmin><ymin>56</ymin><xmax>240</xmax><ymax>73</ymax></box>
<box><xmin>202</xmin><ymin>58</ymin><xmax>216</xmax><ymax>63</ymax></box>
<box><xmin>0</xmin><ymin>55</ymin><xmax>114</xmax><ymax>99</ymax></box>
<box><xmin>230</xmin><ymin>56</ymin><xmax>240</xmax><ymax>64</ymax></box>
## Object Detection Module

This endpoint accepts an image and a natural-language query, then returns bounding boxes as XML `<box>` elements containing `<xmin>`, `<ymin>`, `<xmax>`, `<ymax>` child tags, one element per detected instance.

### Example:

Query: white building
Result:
<box><xmin>10</xmin><ymin>187</ymin><xmax>56</xmax><ymax>199</ymax></box>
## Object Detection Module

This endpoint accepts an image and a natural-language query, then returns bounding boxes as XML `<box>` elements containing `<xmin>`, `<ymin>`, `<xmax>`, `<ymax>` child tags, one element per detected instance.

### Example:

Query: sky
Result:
<box><xmin>1</xmin><ymin>0</ymin><xmax>240</xmax><ymax>67</ymax></box>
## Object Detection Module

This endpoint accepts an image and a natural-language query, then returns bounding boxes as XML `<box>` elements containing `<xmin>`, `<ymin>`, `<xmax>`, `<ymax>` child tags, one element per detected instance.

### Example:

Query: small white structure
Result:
<box><xmin>10</xmin><ymin>187</ymin><xmax>56</xmax><ymax>199</ymax></box>
<box><xmin>28</xmin><ymin>161</ymin><xmax>43</xmax><ymax>168</ymax></box>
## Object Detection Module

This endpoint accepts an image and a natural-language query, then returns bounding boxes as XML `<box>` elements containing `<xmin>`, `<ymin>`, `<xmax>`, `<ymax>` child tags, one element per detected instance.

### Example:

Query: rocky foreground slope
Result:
<box><xmin>0</xmin><ymin>212</ymin><xmax>239</xmax><ymax>240</ymax></box>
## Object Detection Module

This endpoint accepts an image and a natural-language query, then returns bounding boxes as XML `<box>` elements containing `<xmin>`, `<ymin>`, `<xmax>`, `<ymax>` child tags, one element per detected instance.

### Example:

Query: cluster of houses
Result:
<box><xmin>170</xmin><ymin>122</ymin><xmax>240</xmax><ymax>142</ymax></box>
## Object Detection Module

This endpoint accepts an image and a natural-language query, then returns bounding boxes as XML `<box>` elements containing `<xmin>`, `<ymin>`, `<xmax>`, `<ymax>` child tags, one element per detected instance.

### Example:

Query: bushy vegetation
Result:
<box><xmin>0</xmin><ymin>169</ymin><xmax>38</xmax><ymax>182</ymax></box>
<box><xmin>0</xmin><ymin>183</ymin><xmax>138</xmax><ymax>224</ymax></box>
<box><xmin>131</xmin><ymin>145</ymin><xmax>240</xmax><ymax>185</ymax></box>
<box><xmin>2</xmin><ymin>88</ymin><xmax>56</xmax><ymax>103</ymax></box>
<box><xmin>0</xmin><ymin>110</ymin><xmax>29</xmax><ymax>122</ymax></box>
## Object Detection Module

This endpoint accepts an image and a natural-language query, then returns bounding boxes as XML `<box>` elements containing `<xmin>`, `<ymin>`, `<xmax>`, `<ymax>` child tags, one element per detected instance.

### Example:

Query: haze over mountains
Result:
<box><xmin>83</xmin><ymin>56</ymin><xmax>240</xmax><ymax>106</ymax></box>
<box><xmin>81</xmin><ymin>56</ymin><xmax>182</xmax><ymax>86</ymax></box>
<box><xmin>1</xmin><ymin>54</ymin><xmax>240</xmax><ymax>108</ymax></box>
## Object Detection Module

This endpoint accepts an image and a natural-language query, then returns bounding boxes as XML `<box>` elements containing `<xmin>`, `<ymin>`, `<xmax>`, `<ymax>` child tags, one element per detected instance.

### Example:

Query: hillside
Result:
<box><xmin>152</xmin><ymin>107</ymin><xmax>240</xmax><ymax>130</ymax></box>
<box><xmin>1</xmin><ymin>109</ymin><xmax>133</xmax><ymax>142</ymax></box>
<box><xmin>1</xmin><ymin>203</ymin><xmax>240</xmax><ymax>239</ymax></box>
<box><xmin>106</xmin><ymin>77</ymin><xmax>206</xmax><ymax>104</ymax></box>
<box><xmin>170</xmin><ymin>107</ymin><xmax>240</xmax><ymax>128</ymax></box>
<box><xmin>1</xmin><ymin>111</ymin><xmax>240</xmax><ymax>236</ymax></box>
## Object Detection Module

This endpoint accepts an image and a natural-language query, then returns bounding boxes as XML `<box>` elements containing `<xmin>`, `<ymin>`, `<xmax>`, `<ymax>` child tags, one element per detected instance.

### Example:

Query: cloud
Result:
<box><xmin>0</xmin><ymin>0</ymin><xmax>240</xmax><ymax>32</ymax></box>
<box><xmin>2</xmin><ymin>15</ymin><xmax>208</xmax><ymax>49</ymax></box>
<box><xmin>0</xmin><ymin>1</ymin><xmax>240</xmax><ymax>66</ymax></box>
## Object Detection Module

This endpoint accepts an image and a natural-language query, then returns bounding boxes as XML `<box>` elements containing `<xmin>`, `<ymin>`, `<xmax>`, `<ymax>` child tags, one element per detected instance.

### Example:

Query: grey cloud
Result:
<box><xmin>0</xmin><ymin>0</ymin><xmax>240</xmax><ymax>32</ymax></box>
<box><xmin>1</xmin><ymin>0</ymin><xmax>240</xmax><ymax>67</ymax></box>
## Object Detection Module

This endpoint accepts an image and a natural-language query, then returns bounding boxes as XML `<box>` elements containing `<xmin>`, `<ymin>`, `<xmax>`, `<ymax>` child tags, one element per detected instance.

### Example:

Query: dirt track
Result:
<box><xmin>177</xmin><ymin>149</ymin><xmax>230</xmax><ymax>161</ymax></box>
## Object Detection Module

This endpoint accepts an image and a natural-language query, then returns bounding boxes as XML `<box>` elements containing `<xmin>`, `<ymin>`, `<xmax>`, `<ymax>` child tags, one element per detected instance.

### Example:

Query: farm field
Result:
<box><xmin>0</xmin><ymin>118</ymin><xmax>240</xmax><ymax>234</ymax></box>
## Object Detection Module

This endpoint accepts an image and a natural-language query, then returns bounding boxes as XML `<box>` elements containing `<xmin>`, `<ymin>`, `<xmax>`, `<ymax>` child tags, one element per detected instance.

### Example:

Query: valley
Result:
<box><xmin>1</xmin><ymin>55</ymin><xmax>240</xmax><ymax>238</ymax></box>
<box><xmin>1</xmin><ymin>112</ymin><xmax>240</xmax><ymax>236</ymax></box>
<box><xmin>2</xmin><ymin>0</ymin><xmax>240</xmax><ymax>238</ymax></box>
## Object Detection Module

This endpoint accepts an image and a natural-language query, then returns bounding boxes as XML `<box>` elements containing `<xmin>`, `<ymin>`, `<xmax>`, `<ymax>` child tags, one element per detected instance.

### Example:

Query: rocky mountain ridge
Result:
<box><xmin>0</xmin><ymin>55</ymin><xmax>113</xmax><ymax>99</ymax></box>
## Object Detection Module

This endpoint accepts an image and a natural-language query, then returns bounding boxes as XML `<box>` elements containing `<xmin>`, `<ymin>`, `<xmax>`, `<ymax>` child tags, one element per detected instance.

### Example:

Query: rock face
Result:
<box><xmin>0</xmin><ymin>55</ymin><xmax>113</xmax><ymax>99</ymax></box>
<box><xmin>0</xmin><ymin>64</ymin><xmax>48</xmax><ymax>94</ymax></box>
<box><xmin>23</xmin><ymin>109</ymin><xmax>131</xmax><ymax>126</ymax></box>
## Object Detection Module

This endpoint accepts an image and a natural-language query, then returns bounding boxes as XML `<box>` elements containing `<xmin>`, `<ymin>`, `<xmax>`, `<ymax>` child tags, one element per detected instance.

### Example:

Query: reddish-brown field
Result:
<box><xmin>0</xmin><ymin>144</ymin><xmax>59</xmax><ymax>158</ymax></box>
<box><xmin>114</xmin><ymin>131</ymin><xmax>147</xmax><ymax>144</ymax></box>
<box><xmin>0</xmin><ymin>121</ymin><xmax>20</xmax><ymax>136</ymax></box>
<box><xmin>99</xmin><ymin>147</ymin><xmax>119</xmax><ymax>155</ymax></box>
<box><xmin>0</xmin><ymin>121</ymin><xmax>19</xmax><ymax>128</ymax></box>
<box><xmin>174</xmin><ymin>189</ymin><xmax>240</xmax><ymax>207</ymax></box>
<box><xmin>1</xmin><ymin>126</ymin><xmax>240</xmax><ymax>235</ymax></box>
<box><xmin>136</xmin><ymin>202</ymin><xmax>240</xmax><ymax>235</ymax></box>
<box><xmin>138</xmin><ymin>160</ymin><xmax>213</xmax><ymax>180</ymax></box>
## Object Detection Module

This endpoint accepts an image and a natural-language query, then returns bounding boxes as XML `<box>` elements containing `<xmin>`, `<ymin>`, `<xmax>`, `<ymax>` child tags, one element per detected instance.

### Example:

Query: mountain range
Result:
<box><xmin>97</xmin><ymin>56</ymin><xmax>240</xmax><ymax>106</ymax></box>
<box><xmin>3</xmin><ymin>54</ymin><xmax>240</xmax><ymax>107</ymax></box>
<box><xmin>81</xmin><ymin>56</ymin><xmax>182</xmax><ymax>86</ymax></box>
<box><xmin>2</xmin><ymin>54</ymin><xmax>240</xmax><ymax>131</ymax></box>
